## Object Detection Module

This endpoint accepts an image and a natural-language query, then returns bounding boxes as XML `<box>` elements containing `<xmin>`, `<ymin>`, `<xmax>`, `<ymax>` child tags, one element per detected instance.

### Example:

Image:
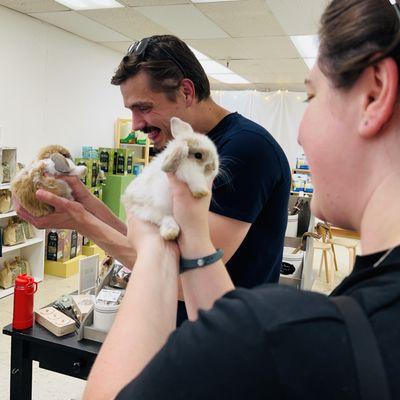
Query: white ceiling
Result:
<box><xmin>0</xmin><ymin>0</ymin><xmax>328</xmax><ymax>91</ymax></box>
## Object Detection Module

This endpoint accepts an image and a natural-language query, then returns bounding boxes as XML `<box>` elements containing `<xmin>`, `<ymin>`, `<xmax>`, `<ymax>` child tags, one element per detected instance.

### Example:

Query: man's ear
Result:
<box><xmin>180</xmin><ymin>78</ymin><xmax>195</xmax><ymax>107</ymax></box>
<box><xmin>358</xmin><ymin>57</ymin><xmax>399</xmax><ymax>138</ymax></box>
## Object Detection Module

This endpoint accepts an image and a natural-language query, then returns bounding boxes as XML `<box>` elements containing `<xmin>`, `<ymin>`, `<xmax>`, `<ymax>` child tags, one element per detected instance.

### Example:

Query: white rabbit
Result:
<box><xmin>122</xmin><ymin>117</ymin><xmax>219</xmax><ymax>240</ymax></box>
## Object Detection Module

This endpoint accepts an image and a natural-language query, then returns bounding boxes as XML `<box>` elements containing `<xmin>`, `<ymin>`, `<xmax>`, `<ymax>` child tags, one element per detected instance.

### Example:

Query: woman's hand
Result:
<box><xmin>167</xmin><ymin>173</ymin><xmax>215</xmax><ymax>258</ymax></box>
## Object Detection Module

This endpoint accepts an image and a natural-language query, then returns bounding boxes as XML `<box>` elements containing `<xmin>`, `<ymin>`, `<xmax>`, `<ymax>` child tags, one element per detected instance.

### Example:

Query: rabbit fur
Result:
<box><xmin>123</xmin><ymin>117</ymin><xmax>219</xmax><ymax>240</ymax></box>
<box><xmin>12</xmin><ymin>145</ymin><xmax>87</xmax><ymax>217</ymax></box>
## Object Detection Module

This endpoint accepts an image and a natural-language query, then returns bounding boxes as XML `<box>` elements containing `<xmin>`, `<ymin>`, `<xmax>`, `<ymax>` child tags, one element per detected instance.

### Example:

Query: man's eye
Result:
<box><xmin>194</xmin><ymin>152</ymin><xmax>203</xmax><ymax>160</ymax></box>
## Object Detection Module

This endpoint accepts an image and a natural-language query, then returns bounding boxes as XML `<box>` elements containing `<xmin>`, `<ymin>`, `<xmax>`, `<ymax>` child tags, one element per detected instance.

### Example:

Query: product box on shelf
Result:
<box><xmin>82</xmin><ymin>146</ymin><xmax>98</xmax><ymax>159</ymax></box>
<box><xmin>74</xmin><ymin>158</ymin><xmax>99</xmax><ymax>188</ymax></box>
<box><xmin>46</xmin><ymin>229</ymin><xmax>83</xmax><ymax>262</ymax></box>
<box><xmin>110</xmin><ymin>148</ymin><xmax>135</xmax><ymax>175</ymax></box>
<box><xmin>98</xmin><ymin>148</ymin><xmax>112</xmax><ymax>174</ymax></box>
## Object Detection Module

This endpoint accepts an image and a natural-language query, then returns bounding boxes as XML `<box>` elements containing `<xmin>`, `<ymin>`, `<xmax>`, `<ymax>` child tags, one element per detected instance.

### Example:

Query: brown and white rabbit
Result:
<box><xmin>123</xmin><ymin>117</ymin><xmax>219</xmax><ymax>240</ymax></box>
<box><xmin>12</xmin><ymin>145</ymin><xmax>87</xmax><ymax>217</ymax></box>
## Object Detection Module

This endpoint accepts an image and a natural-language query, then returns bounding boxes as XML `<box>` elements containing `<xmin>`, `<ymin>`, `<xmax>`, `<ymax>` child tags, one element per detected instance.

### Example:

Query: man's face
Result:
<box><xmin>120</xmin><ymin>71</ymin><xmax>186</xmax><ymax>150</ymax></box>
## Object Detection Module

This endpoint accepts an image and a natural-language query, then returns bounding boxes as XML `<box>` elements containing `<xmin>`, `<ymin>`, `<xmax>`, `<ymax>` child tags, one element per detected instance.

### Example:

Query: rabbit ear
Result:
<box><xmin>161</xmin><ymin>142</ymin><xmax>189</xmax><ymax>173</ymax></box>
<box><xmin>170</xmin><ymin>117</ymin><xmax>193</xmax><ymax>139</ymax></box>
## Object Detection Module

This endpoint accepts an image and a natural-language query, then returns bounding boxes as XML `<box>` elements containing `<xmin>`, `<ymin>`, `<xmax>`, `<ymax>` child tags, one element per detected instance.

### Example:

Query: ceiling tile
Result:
<box><xmin>100</xmin><ymin>41</ymin><xmax>131</xmax><ymax>53</ymax></box>
<box><xmin>30</xmin><ymin>11</ymin><xmax>131</xmax><ymax>42</ymax></box>
<box><xmin>196</xmin><ymin>0</ymin><xmax>285</xmax><ymax>38</ymax></box>
<box><xmin>135</xmin><ymin>4</ymin><xmax>228</xmax><ymax>39</ymax></box>
<box><xmin>229</xmin><ymin>59</ymin><xmax>307</xmax><ymax>84</ymax></box>
<box><xmin>0</xmin><ymin>0</ymin><xmax>68</xmax><ymax>13</ymax></box>
<box><xmin>235</xmin><ymin>36</ymin><xmax>299</xmax><ymax>59</ymax></box>
<box><xmin>80</xmin><ymin>7</ymin><xmax>171</xmax><ymax>39</ymax></box>
<box><xmin>265</xmin><ymin>0</ymin><xmax>329</xmax><ymax>35</ymax></box>
<box><xmin>186</xmin><ymin>38</ymin><xmax>254</xmax><ymax>60</ymax></box>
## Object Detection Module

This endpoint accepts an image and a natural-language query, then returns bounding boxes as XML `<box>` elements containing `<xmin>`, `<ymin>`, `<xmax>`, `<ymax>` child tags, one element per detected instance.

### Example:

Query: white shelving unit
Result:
<box><xmin>0</xmin><ymin>151</ymin><xmax>45</xmax><ymax>299</ymax></box>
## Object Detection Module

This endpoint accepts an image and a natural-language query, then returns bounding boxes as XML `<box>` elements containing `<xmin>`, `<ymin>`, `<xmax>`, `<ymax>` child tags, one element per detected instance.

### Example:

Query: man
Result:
<box><xmin>16</xmin><ymin>34</ymin><xmax>290</xmax><ymax>322</ymax></box>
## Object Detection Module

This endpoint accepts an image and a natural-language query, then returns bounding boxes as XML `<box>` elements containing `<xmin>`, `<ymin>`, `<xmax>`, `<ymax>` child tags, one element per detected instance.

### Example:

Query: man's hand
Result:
<box><xmin>14</xmin><ymin>189</ymin><xmax>88</xmax><ymax>231</ymax></box>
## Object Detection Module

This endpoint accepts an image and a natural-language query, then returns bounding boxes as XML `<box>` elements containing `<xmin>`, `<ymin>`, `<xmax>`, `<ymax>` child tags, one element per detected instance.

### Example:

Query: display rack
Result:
<box><xmin>114</xmin><ymin>118</ymin><xmax>154</xmax><ymax>166</ymax></box>
<box><xmin>290</xmin><ymin>168</ymin><xmax>313</xmax><ymax>197</ymax></box>
<box><xmin>0</xmin><ymin>187</ymin><xmax>45</xmax><ymax>299</ymax></box>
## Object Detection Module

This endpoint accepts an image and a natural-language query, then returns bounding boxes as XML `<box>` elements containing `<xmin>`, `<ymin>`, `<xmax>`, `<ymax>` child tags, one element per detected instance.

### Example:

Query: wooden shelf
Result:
<box><xmin>0</xmin><ymin>210</ymin><xmax>17</xmax><ymax>219</ymax></box>
<box><xmin>292</xmin><ymin>168</ymin><xmax>311</xmax><ymax>174</ymax></box>
<box><xmin>3</xmin><ymin>237</ymin><xmax>44</xmax><ymax>254</ymax></box>
<box><xmin>120</xmin><ymin>143</ymin><xmax>154</xmax><ymax>148</ymax></box>
<box><xmin>0</xmin><ymin>277</ymin><xmax>43</xmax><ymax>299</ymax></box>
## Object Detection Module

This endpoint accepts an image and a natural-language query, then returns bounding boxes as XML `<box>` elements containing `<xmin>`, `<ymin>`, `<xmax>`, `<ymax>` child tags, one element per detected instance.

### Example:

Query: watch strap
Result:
<box><xmin>179</xmin><ymin>248</ymin><xmax>223</xmax><ymax>273</ymax></box>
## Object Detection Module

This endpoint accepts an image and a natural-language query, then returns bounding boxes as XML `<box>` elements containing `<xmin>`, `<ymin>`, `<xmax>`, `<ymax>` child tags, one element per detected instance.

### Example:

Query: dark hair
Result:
<box><xmin>319</xmin><ymin>0</ymin><xmax>400</xmax><ymax>90</ymax></box>
<box><xmin>111</xmin><ymin>35</ymin><xmax>210</xmax><ymax>102</ymax></box>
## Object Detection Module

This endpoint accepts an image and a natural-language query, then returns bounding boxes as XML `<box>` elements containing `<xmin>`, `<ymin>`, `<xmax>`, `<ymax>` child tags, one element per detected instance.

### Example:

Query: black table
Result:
<box><xmin>2</xmin><ymin>321</ymin><xmax>101</xmax><ymax>400</ymax></box>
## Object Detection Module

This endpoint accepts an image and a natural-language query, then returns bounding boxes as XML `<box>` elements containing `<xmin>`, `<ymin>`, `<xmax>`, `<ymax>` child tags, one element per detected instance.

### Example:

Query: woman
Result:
<box><xmin>84</xmin><ymin>0</ymin><xmax>400</xmax><ymax>398</ymax></box>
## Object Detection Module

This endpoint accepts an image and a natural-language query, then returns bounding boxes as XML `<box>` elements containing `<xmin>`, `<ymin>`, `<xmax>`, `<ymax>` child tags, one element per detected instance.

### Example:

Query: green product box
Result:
<box><xmin>110</xmin><ymin>148</ymin><xmax>135</xmax><ymax>175</ymax></box>
<box><xmin>98</xmin><ymin>148</ymin><xmax>113</xmax><ymax>174</ymax></box>
<box><xmin>74</xmin><ymin>158</ymin><xmax>99</xmax><ymax>188</ymax></box>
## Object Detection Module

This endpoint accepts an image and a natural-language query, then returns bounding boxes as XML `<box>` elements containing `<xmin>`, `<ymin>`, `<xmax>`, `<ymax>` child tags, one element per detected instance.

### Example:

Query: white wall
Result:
<box><xmin>212</xmin><ymin>90</ymin><xmax>307</xmax><ymax>167</ymax></box>
<box><xmin>0</xmin><ymin>5</ymin><xmax>130</xmax><ymax>165</ymax></box>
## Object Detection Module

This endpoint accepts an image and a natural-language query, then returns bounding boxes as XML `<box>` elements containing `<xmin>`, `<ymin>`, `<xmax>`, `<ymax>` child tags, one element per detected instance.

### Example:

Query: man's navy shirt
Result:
<box><xmin>208</xmin><ymin>112</ymin><xmax>291</xmax><ymax>287</ymax></box>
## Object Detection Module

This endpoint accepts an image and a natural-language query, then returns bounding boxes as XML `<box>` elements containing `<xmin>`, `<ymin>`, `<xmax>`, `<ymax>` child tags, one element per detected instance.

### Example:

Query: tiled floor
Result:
<box><xmin>0</xmin><ymin>238</ymin><xmax>360</xmax><ymax>400</ymax></box>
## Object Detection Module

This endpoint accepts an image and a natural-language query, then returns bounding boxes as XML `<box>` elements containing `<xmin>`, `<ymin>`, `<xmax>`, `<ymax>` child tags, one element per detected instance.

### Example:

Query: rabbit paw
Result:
<box><xmin>160</xmin><ymin>216</ymin><xmax>180</xmax><ymax>240</ymax></box>
<box><xmin>190</xmin><ymin>186</ymin><xmax>210</xmax><ymax>198</ymax></box>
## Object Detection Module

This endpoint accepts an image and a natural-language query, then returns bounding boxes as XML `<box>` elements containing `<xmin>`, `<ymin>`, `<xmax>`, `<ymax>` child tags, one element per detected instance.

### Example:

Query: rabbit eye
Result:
<box><xmin>194</xmin><ymin>152</ymin><xmax>203</xmax><ymax>160</ymax></box>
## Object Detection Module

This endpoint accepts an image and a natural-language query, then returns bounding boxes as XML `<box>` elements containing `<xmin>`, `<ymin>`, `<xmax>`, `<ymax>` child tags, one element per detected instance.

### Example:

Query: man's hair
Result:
<box><xmin>111</xmin><ymin>35</ymin><xmax>210</xmax><ymax>102</ymax></box>
<box><xmin>319</xmin><ymin>0</ymin><xmax>400</xmax><ymax>92</ymax></box>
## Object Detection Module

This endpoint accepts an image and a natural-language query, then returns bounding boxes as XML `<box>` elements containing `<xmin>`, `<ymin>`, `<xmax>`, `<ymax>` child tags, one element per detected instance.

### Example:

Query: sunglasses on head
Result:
<box><xmin>389</xmin><ymin>0</ymin><xmax>400</xmax><ymax>20</ymax></box>
<box><xmin>126</xmin><ymin>37</ymin><xmax>186</xmax><ymax>77</ymax></box>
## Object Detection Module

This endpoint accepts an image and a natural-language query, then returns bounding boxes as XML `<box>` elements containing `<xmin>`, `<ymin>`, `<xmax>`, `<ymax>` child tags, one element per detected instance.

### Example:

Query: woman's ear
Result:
<box><xmin>358</xmin><ymin>57</ymin><xmax>399</xmax><ymax>138</ymax></box>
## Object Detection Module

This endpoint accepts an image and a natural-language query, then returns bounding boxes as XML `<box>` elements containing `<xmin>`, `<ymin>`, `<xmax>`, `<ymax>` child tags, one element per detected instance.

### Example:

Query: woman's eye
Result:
<box><xmin>303</xmin><ymin>94</ymin><xmax>315</xmax><ymax>103</ymax></box>
<box><xmin>194</xmin><ymin>152</ymin><xmax>203</xmax><ymax>160</ymax></box>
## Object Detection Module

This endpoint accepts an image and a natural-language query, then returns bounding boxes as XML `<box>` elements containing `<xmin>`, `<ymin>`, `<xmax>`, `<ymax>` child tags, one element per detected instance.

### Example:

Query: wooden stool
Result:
<box><xmin>315</xmin><ymin>223</ymin><xmax>339</xmax><ymax>285</ymax></box>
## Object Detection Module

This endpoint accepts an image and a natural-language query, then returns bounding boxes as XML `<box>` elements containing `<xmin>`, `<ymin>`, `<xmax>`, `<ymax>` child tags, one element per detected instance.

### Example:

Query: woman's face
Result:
<box><xmin>298</xmin><ymin>62</ymin><xmax>365</xmax><ymax>229</ymax></box>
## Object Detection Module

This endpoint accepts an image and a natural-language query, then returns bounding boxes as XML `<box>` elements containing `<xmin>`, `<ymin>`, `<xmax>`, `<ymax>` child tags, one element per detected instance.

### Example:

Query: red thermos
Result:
<box><xmin>12</xmin><ymin>274</ymin><xmax>38</xmax><ymax>330</ymax></box>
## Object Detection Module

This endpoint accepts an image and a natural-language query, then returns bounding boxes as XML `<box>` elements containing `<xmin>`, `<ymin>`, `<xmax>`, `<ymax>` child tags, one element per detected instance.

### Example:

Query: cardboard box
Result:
<box><xmin>46</xmin><ymin>229</ymin><xmax>82</xmax><ymax>262</ymax></box>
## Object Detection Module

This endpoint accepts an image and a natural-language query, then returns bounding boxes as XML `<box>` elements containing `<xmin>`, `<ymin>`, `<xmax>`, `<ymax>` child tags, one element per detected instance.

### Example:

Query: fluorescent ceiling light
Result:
<box><xmin>290</xmin><ymin>34</ymin><xmax>319</xmax><ymax>70</ymax></box>
<box><xmin>210</xmin><ymin>73</ymin><xmax>249</xmax><ymax>84</ymax></box>
<box><xmin>304</xmin><ymin>58</ymin><xmax>317</xmax><ymax>70</ymax></box>
<box><xmin>188</xmin><ymin>44</ymin><xmax>249</xmax><ymax>84</ymax></box>
<box><xmin>191</xmin><ymin>0</ymin><xmax>239</xmax><ymax>3</ymax></box>
<box><xmin>54</xmin><ymin>0</ymin><xmax>124</xmax><ymax>10</ymax></box>
<box><xmin>188</xmin><ymin>46</ymin><xmax>208</xmax><ymax>61</ymax></box>
<box><xmin>290</xmin><ymin>35</ymin><xmax>319</xmax><ymax>58</ymax></box>
<box><xmin>200</xmin><ymin>60</ymin><xmax>231</xmax><ymax>75</ymax></box>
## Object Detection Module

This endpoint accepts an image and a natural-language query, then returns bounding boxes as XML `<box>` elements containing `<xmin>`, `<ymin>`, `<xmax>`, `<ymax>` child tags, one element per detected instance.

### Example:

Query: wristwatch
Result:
<box><xmin>179</xmin><ymin>248</ymin><xmax>224</xmax><ymax>274</ymax></box>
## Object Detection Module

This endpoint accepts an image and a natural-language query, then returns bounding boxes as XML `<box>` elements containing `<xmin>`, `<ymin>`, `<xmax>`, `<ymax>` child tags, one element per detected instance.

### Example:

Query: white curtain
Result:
<box><xmin>211</xmin><ymin>90</ymin><xmax>307</xmax><ymax>167</ymax></box>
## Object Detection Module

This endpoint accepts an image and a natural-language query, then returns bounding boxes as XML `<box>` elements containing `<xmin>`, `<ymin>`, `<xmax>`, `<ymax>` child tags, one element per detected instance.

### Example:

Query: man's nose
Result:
<box><xmin>131</xmin><ymin>110</ymin><xmax>146</xmax><ymax>131</ymax></box>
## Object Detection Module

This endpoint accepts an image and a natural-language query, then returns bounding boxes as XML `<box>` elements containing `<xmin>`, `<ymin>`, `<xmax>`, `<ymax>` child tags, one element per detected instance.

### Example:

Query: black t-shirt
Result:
<box><xmin>208</xmin><ymin>112</ymin><xmax>291</xmax><ymax>287</ymax></box>
<box><xmin>117</xmin><ymin>245</ymin><xmax>400</xmax><ymax>399</ymax></box>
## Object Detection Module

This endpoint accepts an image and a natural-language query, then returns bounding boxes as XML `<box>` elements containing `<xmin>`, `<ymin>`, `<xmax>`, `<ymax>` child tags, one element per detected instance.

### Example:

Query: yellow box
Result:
<box><xmin>82</xmin><ymin>244</ymin><xmax>106</xmax><ymax>260</ymax></box>
<box><xmin>44</xmin><ymin>255</ymin><xmax>87</xmax><ymax>278</ymax></box>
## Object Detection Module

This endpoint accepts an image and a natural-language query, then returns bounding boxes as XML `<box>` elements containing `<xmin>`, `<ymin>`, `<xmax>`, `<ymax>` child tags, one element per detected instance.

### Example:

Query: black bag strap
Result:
<box><xmin>331</xmin><ymin>296</ymin><xmax>391</xmax><ymax>400</ymax></box>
